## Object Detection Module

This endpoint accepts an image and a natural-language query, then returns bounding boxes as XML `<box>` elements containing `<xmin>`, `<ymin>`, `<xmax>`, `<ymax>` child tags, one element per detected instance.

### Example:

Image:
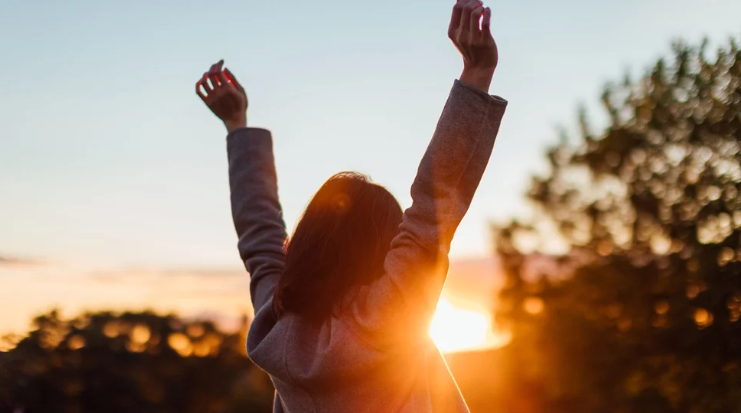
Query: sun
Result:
<box><xmin>429</xmin><ymin>297</ymin><xmax>492</xmax><ymax>353</ymax></box>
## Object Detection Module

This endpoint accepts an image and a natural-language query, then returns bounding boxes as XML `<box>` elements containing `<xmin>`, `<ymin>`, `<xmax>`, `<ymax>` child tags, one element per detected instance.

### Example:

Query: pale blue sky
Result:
<box><xmin>1</xmin><ymin>0</ymin><xmax>740</xmax><ymax>268</ymax></box>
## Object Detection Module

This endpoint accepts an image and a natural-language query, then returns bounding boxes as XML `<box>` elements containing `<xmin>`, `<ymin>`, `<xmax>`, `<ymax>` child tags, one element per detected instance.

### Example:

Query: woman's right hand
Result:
<box><xmin>448</xmin><ymin>0</ymin><xmax>498</xmax><ymax>92</ymax></box>
<box><xmin>196</xmin><ymin>60</ymin><xmax>249</xmax><ymax>133</ymax></box>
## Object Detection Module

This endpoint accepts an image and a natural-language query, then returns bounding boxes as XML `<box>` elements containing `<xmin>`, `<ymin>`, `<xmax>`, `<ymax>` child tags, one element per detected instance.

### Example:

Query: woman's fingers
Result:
<box><xmin>459</xmin><ymin>0</ymin><xmax>482</xmax><ymax>32</ymax></box>
<box><xmin>482</xmin><ymin>7</ymin><xmax>492</xmax><ymax>38</ymax></box>
<box><xmin>449</xmin><ymin>0</ymin><xmax>498</xmax><ymax>75</ymax></box>
<box><xmin>201</xmin><ymin>73</ymin><xmax>213</xmax><ymax>94</ymax></box>
<box><xmin>468</xmin><ymin>4</ymin><xmax>484</xmax><ymax>33</ymax></box>
<box><xmin>217</xmin><ymin>70</ymin><xmax>228</xmax><ymax>88</ymax></box>
<box><xmin>215</xmin><ymin>59</ymin><xmax>228</xmax><ymax>88</ymax></box>
<box><xmin>196</xmin><ymin>80</ymin><xmax>208</xmax><ymax>100</ymax></box>
<box><xmin>224</xmin><ymin>68</ymin><xmax>244</xmax><ymax>93</ymax></box>
<box><xmin>208</xmin><ymin>61</ymin><xmax>223</xmax><ymax>88</ymax></box>
<box><xmin>449</xmin><ymin>0</ymin><xmax>468</xmax><ymax>33</ymax></box>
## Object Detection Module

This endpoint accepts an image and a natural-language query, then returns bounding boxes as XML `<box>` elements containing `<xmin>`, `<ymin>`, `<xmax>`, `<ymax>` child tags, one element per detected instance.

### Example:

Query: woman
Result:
<box><xmin>195</xmin><ymin>1</ymin><xmax>506</xmax><ymax>411</ymax></box>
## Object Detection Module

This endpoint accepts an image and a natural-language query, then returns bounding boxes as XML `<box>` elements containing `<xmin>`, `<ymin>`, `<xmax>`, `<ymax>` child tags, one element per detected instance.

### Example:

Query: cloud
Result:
<box><xmin>0</xmin><ymin>261</ymin><xmax>253</xmax><ymax>336</ymax></box>
<box><xmin>0</xmin><ymin>254</ymin><xmax>42</xmax><ymax>267</ymax></box>
<box><xmin>160</xmin><ymin>268</ymin><xmax>246</xmax><ymax>278</ymax></box>
<box><xmin>87</xmin><ymin>267</ymin><xmax>246</xmax><ymax>287</ymax></box>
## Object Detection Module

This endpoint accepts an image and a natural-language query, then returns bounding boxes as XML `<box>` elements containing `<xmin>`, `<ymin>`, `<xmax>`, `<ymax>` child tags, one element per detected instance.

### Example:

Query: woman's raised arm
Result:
<box><xmin>349</xmin><ymin>0</ymin><xmax>507</xmax><ymax>347</ymax></box>
<box><xmin>196</xmin><ymin>62</ymin><xmax>287</xmax><ymax>313</ymax></box>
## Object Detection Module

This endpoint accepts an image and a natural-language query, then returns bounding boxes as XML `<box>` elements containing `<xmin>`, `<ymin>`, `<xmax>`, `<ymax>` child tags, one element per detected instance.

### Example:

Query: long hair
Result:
<box><xmin>273</xmin><ymin>172</ymin><xmax>403</xmax><ymax>320</ymax></box>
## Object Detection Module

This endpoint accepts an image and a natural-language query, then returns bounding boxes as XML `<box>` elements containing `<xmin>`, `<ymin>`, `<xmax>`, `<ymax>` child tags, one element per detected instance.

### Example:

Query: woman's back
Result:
<box><xmin>227</xmin><ymin>79</ymin><xmax>507</xmax><ymax>412</ymax></box>
<box><xmin>249</xmin><ymin>307</ymin><xmax>467</xmax><ymax>412</ymax></box>
<box><xmin>195</xmin><ymin>3</ymin><xmax>507</xmax><ymax>410</ymax></box>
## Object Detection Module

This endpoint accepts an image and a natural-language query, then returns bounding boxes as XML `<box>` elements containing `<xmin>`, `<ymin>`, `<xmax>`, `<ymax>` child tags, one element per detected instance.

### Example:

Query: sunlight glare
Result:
<box><xmin>429</xmin><ymin>298</ymin><xmax>490</xmax><ymax>353</ymax></box>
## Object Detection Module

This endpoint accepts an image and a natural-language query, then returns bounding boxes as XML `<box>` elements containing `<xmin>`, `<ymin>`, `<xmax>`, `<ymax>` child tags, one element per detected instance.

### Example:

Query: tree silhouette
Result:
<box><xmin>494</xmin><ymin>38</ymin><xmax>741</xmax><ymax>412</ymax></box>
<box><xmin>0</xmin><ymin>310</ymin><xmax>274</xmax><ymax>413</ymax></box>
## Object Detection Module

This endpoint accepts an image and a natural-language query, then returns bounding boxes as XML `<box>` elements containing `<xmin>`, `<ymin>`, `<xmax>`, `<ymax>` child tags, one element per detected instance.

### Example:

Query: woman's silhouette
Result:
<box><xmin>196</xmin><ymin>1</ymin><xmax>507</xmax><ymax>411</ymax></box>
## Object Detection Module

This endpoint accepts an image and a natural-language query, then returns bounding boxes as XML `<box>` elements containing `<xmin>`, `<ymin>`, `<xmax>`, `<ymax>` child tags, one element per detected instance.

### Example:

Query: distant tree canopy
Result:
<box><xmin>0</xmin><ymin>310</ymin><xmax>274</xmax><ymax>413</ymax></box>
<box><xmin>495</xmin><ymin>38</ymin><xmax>741</xmax><ymax>412</ymax></box>
<box><xmin>0</xmin><ymin>309</ymin><xmax>513</xmax><ymax>413</ymax></box>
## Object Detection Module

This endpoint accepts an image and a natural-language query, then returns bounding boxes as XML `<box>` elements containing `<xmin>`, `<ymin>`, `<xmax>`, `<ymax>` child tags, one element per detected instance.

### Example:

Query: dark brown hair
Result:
<box><xmin>273</xmin><ymin>172</ymin><xmax>403</xmax><ymax>320</ymax></box>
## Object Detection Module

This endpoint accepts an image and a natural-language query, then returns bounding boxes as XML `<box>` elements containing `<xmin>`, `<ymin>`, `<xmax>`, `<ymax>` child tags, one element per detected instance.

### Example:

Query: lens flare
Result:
<box><xmin>429</xmin><ymin>298</ymin><xmax>491</xmax><ymax>353</ymax></box>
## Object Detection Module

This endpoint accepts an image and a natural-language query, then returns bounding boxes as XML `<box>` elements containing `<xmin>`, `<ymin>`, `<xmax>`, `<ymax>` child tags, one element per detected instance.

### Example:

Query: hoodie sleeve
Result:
<box><xmin>350</xmin><ymin>80</ymin><xmax>507</xmax><ymax>347</ymax></box>
<box><xmin>227</xmin><ymin>127</ymin><xmax>288</xmax><ymax>312</ymax></box>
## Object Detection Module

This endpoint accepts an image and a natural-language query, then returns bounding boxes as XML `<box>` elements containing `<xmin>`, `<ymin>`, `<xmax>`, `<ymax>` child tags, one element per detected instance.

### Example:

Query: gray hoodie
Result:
<box><xmin>227</xmin><ymin>79</ymin><xmax>507</xmax><ymax>413</ymax></box>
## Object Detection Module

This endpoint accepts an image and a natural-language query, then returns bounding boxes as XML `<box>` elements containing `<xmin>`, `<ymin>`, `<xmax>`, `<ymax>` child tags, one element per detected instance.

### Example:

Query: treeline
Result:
<box><xmin>0</xmin><ymin>310</ymin><xmax>274</xmax><ymax>413</ymax></box>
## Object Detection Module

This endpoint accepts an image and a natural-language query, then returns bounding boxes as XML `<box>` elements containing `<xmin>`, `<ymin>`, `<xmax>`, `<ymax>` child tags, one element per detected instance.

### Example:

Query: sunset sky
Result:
<box><xmin>2</xmin><ymin>0</ymin><xmax>741</xmax><ymax>350</ymax></box>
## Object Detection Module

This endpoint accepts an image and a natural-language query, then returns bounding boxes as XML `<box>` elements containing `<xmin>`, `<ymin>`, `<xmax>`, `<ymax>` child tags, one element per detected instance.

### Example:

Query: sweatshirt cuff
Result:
<box><xmin>227</xmin><ymin>127</ymin><xmax>272</xmax><ymax>143</ymax></box>
<box><xmin>455</xmin><ymin>79</ymin><xmax>508</xmax><ymax>107</ymax></box>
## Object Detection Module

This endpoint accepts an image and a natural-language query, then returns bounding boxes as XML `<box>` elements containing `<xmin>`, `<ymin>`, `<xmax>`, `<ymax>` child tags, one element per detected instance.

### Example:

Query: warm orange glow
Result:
<box><xmin>523</xmin><ymin>297</ymin><xmax>545</xmax><ymax>315</ymax></box>
<box><xmin>186</xmin><ymin>323</ymin><xmax>205</xmax><ymax>338</ymax></box>
<box><xmin>168</xmin><ymin>332</ymin><xmax>193</xmax><ymax>357</ymax></box>
<box><xmin>131</xmin><ymin>324</ymin><xmax>151</xmax><ymax>344</ymax></box>
<box><xmin>103</xmin><ymin>321</ymin><xmax>121</xmax><ymax>338</ymax></box>
<box><xmin>654</xmin><ymin>300</ymin><xmax>670</xmax><ymax>315</ymax></box>
<box><xmin>68</xmin><ymin>334</ymin><xmax>86</xmax><ymax>350</ymax></box>
<box><xmin>694</xmin><ymin>308</ymin><xmax>714</xmax><ymax>328</ymax></box>
<box><xmin>429</xmin><ymin>298</ymin><xmax>501</xmax><ymax>353</ymax></box>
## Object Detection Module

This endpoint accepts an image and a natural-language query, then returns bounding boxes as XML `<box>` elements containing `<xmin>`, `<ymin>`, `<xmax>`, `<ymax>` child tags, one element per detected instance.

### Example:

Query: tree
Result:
<box><xmin>494</xmin><ymin>38</ymin><xmax>741</xmax><ymax>412</ymax></box>
<box><xmin>0</xmin><ymin>310</ymin><xmax>274</xmax><ymax>413</ymax></box>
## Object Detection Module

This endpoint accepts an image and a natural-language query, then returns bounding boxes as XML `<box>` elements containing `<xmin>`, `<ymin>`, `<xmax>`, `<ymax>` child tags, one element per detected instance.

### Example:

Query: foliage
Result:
<box><xmin>0</xmin><ymin>310</ymin><xmax>274</xmax><ymax>413</ymax></box>
<box><xmin>494</xmin><ymin>37</ymin><xmax>741</xmax><ymax>413</ymax></box>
